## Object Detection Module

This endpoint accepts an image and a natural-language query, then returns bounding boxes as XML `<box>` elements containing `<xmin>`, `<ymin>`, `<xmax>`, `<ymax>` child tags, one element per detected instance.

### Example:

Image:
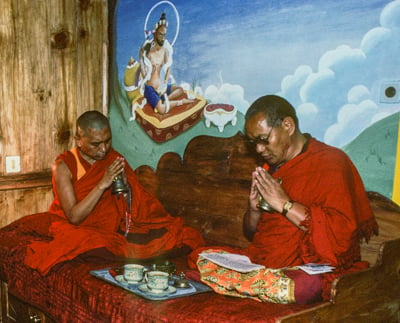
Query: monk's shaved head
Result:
<box><xmin>76</xmin><ymin>111</ymin><xmax>110</xmax><ymax>137</ymax></box>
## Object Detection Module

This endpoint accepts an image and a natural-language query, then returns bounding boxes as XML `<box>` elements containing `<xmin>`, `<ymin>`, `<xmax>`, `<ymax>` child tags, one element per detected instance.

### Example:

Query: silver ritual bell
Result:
<box><xmin>111</xmin><ymin>175</ymin><xmax>130</xmax><ymax>195</ymax></box>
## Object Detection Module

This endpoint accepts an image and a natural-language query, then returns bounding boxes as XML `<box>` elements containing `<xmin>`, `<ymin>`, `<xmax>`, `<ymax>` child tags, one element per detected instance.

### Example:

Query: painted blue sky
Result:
<box><xmin>115</xmin><ymin>0</ymin><xmax>400</xmax><ymax>146</ymax></box>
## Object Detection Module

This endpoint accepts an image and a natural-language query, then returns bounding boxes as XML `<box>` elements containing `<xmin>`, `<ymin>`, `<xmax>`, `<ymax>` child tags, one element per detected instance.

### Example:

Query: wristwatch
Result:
<box><xmin>282</xmin><ymin>200</ymin><xmax>294</xmax><ymax>216</ymax></box>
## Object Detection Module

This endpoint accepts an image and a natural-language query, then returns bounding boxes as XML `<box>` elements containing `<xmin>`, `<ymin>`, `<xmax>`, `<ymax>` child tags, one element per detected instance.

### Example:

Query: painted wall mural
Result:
<box><xmin>109</xmin><ymin>0</ymin><xmax>400</xmax><ymax>199</ymax></box>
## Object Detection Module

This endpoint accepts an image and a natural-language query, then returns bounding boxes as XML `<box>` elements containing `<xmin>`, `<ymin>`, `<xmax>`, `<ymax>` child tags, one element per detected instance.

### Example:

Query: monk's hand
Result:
<box><xmin>254</xmin><ymin>167</ymin><xmax>289</xmax><ymax>212</ymax></box>
<box><xmin>99</xmin><ymin>157</ymin><xmax>126</xmax><ymax>190</ymax></box>
<box><xmin>249</xmin><ymin>172</ymin><xmax>261</xmax><ymax>211</ymax></box>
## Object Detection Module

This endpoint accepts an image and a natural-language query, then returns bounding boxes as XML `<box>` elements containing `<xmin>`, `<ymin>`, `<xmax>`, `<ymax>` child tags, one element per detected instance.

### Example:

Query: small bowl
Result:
<box><xmin>151</xmin><ymin>260</ymin><xmax>176</xmax><ymax>276</ymax></box>
<box><xmin>173</xmin><ymin>272</ymin><xmax>190</xmax><ymax>289</ymax></box>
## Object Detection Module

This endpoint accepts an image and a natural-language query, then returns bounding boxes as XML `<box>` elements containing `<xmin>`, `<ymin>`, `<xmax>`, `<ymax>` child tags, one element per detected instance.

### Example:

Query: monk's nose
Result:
<box><xmin>255</xmin><ymin>143</ymin><xmax>266</xmax><ymax>154</ymax></box>
<box><xmin>99</xmin><ymin>143</ymin><xmax>106</xmax><ymax>152</ymax></box>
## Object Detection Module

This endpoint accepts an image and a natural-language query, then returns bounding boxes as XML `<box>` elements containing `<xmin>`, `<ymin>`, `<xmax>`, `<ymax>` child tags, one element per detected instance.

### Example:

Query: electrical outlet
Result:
<box><xmin>5</xmin><ymin>156</ymin><xmax>21</xmax><ymax>173</ymax></box>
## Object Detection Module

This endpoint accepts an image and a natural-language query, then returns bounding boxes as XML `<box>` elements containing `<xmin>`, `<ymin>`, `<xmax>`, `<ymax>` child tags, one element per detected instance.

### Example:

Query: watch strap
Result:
<box><xmin>282</xmin><ymin>200</ymin><xmax>294</xmax><ymax>216</ymax></box>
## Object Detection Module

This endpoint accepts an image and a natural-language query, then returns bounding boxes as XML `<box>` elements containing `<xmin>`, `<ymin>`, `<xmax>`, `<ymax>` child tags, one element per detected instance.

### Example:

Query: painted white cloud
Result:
<box><xmin>299</xmin><ymin>68</ymin><xmax>335</xmax><ymax>105</ymax></box>
<box><xmin>279</xmin><ymin>0</ymin><xmax>400</xmax><ymax>146</ymax></box>
<box><xmin>360</xmin><ymin>27</ymin><xmax>392</xmax><ymax>56</ymax></box>
<box><xmin>297</xmin><ymin>102</ymin><xmax>319</xmax><ymax>133</ymax></box>
<box><xmin>380</xmin><ymin>0</ymin><xmax>400</xmax><ymax>28</ymax></box>
<box><xmin>325</xmin><ymin>99</ymin><xmax>379</xmax><ymax>147</ymax></box>
<box><xmin>279</xmin><ymin>65</ymin><xmax>312</xmax><ymax>107</ymax></box>
<box><xmin>347</xmin><ymin>85</ymin><xmax>371</xmax><ymax>104</ymax></box>
<box><xmin>179</xmin><ymin>0</ymin><xmax>400</xmax><ymax>146</ymax></box>
<box><xmin>180</xmin><ymin>82</ymin><xmax>204</xmax><ymax>97</ymax></box>
<box><xmin>318</xmin><ymin>45</ymin><xmax>365</xmax><ymax>71</ymax></box>
<box><xmin>202</xmin><ymin>82</ymin><xmax>250</xmax><ymax>114</ymax></box>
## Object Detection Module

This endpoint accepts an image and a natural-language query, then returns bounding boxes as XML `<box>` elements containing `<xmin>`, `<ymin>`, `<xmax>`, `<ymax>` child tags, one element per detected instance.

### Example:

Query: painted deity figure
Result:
<box><xmin>139</xmin><ymin>13</ymin><xmax>193</xmax><ymax>114</ymax></box>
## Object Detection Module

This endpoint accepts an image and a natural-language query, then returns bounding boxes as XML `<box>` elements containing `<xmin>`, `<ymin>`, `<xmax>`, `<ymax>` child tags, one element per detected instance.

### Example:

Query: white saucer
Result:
<box><xmin>115</xmin><ymin>275</ymin><xmax>142</xmax><ymax>286</ymax></box>
<box><xmin>138</xmin><ymin>284</ymin><xmax>176</xmax><ymax>296</ymax></box>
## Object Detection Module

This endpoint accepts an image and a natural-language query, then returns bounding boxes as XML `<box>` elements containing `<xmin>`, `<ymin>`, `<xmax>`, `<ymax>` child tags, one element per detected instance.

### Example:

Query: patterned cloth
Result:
<box><xmin>197</xmin><ymin>250</ymin><xmax>295</xmax><ymax>303</ymax></box>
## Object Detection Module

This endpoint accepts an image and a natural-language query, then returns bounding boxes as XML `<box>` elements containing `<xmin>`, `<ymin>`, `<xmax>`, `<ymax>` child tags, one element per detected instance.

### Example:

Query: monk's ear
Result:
<box><xmin>281</xmin><ymin>117</ymin><xmax>296</xmax><ymax>136</ymax></box>
<box><xmin>74</xmin><ymin>135</ymin><xmax>81</xmax><ymax>147</ymax></box>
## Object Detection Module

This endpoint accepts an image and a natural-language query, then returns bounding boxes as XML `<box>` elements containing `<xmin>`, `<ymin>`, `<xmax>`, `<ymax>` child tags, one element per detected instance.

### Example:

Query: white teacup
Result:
<box><xmin>123</xmin><ymin>264</ymin><xmax>145</xmax><ymax>282</ymax></box>
<box><xmin>145</xmin><ymin>270</ymin><xmax>169</xmax><ymax>292</ymax></box>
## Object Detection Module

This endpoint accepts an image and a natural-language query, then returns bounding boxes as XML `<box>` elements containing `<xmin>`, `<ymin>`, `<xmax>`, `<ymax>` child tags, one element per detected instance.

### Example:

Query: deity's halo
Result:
<box><xmin>144</xmin><ymin>1</ymin><xmax>180</xmax><ymax>47</ymax></box>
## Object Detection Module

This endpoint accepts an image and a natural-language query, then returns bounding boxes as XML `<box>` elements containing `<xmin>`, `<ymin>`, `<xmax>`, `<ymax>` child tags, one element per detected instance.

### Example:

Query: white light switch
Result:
<box><xmin>5</xmin><ymin>156</ymin><xmax>21</xmax><ymax>173</ymax></box>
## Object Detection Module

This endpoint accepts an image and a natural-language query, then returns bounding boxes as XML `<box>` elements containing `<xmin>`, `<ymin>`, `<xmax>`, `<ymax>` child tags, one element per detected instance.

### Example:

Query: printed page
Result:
<box><xmin>199</xmin><ymin>252</ymin><xmax>265</xmax><ymax>273</ymax></box>
<box><xmin>298</xmin><ymin>263</ymin><xmax>335</xmax><ymax>275</ymax></box>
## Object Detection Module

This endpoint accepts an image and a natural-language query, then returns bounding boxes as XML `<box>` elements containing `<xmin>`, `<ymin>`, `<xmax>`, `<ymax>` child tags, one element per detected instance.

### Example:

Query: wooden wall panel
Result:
<box><xmin>0</xmin><ymin>0</ymin><xmax>110</xmax><ymax>226</ymax></box>
<box><xmin>0</xmin><ymin>188</ymin><xmax>53</xmax><ymax>228</ymax></box>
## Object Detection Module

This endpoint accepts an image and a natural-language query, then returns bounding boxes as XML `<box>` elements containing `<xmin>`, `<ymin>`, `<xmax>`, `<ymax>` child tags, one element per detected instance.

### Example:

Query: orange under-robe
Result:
<box><xmin>25</xmin><ymin>147</ymin><xmax>204</xmax><ymax>275</ymax></box>
<box><xmin>190</xmin><ymin>137</ymin><xmax>378</xmax><ymax>301</ymax></box>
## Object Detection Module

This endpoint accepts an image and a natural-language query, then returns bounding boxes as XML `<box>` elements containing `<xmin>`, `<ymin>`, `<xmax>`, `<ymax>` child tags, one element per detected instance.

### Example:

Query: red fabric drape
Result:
<box><xmin>25</xmin><ymin>147</ymin><xmax>204</xmax><ymax>275</ymax></box>
<box><xmin>189</xmin><ymin>137</ymin><xmax>378</xmax><ymax>300</ymax></box>
<box><xmin>245</xmin><ymin>138</ymin><xmax>377</xmax><ymax>270</ymax></box>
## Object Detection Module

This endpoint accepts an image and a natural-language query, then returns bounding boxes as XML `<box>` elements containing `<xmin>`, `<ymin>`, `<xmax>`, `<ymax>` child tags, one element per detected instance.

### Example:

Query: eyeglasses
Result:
<box><xmin>247</xmin><ymin>118</ymin><xmax>279</xmax><ymax>147</ymax></box>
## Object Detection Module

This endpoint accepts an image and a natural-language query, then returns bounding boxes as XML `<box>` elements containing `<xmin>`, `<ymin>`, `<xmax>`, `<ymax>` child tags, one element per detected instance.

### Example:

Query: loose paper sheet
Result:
<box><xmin>298</xmin><ymin>263</ymin><xmax>335</xmax><ymax>275</ymax></box>
<box><xmin>199</xmin><ymin>252</ymin><xmax>265</xmax><ymax>273</ymax></box>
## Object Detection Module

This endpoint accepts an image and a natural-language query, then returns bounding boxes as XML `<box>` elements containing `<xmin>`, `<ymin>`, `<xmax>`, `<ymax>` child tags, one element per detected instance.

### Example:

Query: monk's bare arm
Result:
<box><xmin>53</xmin><ymin>158</ymin><xmax>124</xmax><ymax>225</ymax></box>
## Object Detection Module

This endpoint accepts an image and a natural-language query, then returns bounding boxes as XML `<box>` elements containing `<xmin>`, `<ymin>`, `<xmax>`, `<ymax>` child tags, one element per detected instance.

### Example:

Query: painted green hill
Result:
<box><xmin>343</xmin><ymin>112</ymin><xmax>399</xmax><ymax>199</ymax></box>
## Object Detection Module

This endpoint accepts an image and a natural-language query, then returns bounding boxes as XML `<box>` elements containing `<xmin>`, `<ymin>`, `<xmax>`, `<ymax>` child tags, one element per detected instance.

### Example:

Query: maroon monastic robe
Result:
<box><xmin>189</xmin><ymin>137</ymin><xmax>378</xmax><ymax>300</ymax></box>
<box><xmin>25</xmin><ymin>147</ymin><xmax>204</xmax><ymax>275</ymax></box>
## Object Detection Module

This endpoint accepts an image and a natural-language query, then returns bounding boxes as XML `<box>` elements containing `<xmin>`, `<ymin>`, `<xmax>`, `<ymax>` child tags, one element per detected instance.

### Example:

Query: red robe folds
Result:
<box><xmin>244</xmin><ymin>138</ymin><xmax>377</xmax><ymax>269</ymax></box>
<box><xmin>190</xmin><ymin>137</ymin><xmax>378</xmax><ymax>300</ymax></box>
<box><xmin>25</xmin><ymin>147</ymin><xmax>204</xmax><ymax>275</ymax></box>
